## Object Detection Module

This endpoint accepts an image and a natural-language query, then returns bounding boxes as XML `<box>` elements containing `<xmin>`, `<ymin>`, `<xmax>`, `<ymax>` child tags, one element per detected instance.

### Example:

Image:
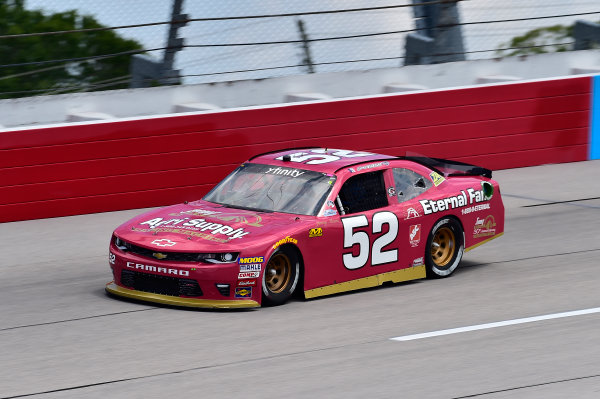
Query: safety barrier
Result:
<box><xmin>0</xmin><ymin>76</ymin><xmax>593</xmax><ymax>222</ymax></box>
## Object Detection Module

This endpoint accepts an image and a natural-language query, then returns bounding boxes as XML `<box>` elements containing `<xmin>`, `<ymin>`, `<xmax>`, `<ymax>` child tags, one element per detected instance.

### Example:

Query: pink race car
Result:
<box><xmin>106</xmin><ymin>148</ymin><xmax>504</xmax><ymax>308</ymax></box>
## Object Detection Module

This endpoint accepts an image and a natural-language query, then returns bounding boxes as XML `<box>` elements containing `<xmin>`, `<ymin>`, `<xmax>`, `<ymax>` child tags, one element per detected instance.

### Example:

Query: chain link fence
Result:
<box><xmin>4</xmin><ymin>0</ymin><xmax>600</xmax><ymax>97</ymax></box>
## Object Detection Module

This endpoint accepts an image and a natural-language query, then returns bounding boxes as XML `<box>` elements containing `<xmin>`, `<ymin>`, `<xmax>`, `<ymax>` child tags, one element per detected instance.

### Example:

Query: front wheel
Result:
<box><xmin>425</xmin><ymin>217</ymin><xmax>464</xmax><ymax>278</ymax></box>
<box><xmin>262</xmin><ymin>246</ymin><xmax>300</xmax><ymax>306</ymax></box>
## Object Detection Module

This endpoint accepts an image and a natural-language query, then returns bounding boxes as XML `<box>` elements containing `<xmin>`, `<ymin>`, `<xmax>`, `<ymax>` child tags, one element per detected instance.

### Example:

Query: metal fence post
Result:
<box><xmin>130</xmin><ymin>0</ymin><xmax>188</xmax><ymax>88</ymax></box>
<box><xmin>404</xmin><ymin>0</ymin><xmax>465</xmax><ymax>66</ymax></box>
<box><xmin>574</xmin><ymin>20</ymin><xmax>600</xmax><ymax>51</ymax></box>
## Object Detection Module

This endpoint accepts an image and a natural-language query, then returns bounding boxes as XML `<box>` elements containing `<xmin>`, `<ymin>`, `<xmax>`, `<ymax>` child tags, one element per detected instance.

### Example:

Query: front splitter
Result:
<box><xmin>106</xmin><ymin>282</ymin><xmax>260</xmax><ymax>309</ymax></box>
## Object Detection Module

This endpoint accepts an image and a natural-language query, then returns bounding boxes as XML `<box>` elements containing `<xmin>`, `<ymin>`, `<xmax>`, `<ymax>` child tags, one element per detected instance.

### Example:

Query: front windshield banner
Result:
<box><xmin>204</xmin><ymin>163</ymin><xmax>336</xmax><ymax>216</ymax></box>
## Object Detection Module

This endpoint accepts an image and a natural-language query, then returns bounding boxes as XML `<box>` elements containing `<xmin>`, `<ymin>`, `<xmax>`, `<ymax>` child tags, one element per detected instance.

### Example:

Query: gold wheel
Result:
<box><xmin>265</xmin><ymin>253</ymin><xmax>292</xmax><ymax>294</ymax></box>
<box><xmin>430</xmin><ymin>226</ymin><xmax>456</xmax><ymax>267</ymax></box>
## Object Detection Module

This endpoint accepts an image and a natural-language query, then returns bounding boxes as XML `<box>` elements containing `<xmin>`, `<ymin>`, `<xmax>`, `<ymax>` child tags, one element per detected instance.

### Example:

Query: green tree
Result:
<box><xmin>496</xmin><ymin>24</ymin><xmax>574</xmax><ymax>57</ymax></box>
<box><xmin>0</xmin><ymin>0</ymin><xmax>143</xmax><ymax>99</ymax></box>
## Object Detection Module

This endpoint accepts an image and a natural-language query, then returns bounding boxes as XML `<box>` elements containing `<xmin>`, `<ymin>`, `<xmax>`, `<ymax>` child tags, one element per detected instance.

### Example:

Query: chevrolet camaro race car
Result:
<box><xmin>106</xmin><ymin>148</ymin><xmax>504</xmax><ymax>308</ymax></box>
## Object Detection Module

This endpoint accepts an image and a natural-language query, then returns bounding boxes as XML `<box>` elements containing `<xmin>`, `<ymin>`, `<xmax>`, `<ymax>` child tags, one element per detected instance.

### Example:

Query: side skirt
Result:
<box><xmin>304</xmin><ymin>265</ymin><xmax>426</xmax><ymax>299</ymax></box>
<box><xmin>465</xmin><ymin>232</ymin><xmax>504</xmax><ymax>252</ymax></box>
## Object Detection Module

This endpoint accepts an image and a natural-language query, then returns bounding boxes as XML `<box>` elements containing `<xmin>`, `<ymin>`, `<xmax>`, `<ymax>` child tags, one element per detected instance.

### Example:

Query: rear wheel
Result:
<box><xmin>425</xmin><ymin>217</ymin><xmax>464</xmax><ymax>278</ymax></box>
<box><xmin>262</xmin><ymin>247</ymin><xmax>300</xmax><ymax>306</ymax></box>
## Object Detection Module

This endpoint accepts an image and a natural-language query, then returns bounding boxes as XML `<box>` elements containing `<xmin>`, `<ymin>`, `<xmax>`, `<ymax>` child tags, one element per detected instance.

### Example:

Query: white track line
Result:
<box><xmin>390</xmin><ymin>307</ymin><xmax>600</xmax><ymax>341</ymax></box>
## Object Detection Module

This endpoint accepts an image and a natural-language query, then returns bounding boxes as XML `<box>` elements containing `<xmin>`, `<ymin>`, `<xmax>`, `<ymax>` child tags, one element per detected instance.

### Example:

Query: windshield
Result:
<box><xmin>204</xmin><ymin>163</ymin><xmax>336</xmax><ymax>216</ymax></box>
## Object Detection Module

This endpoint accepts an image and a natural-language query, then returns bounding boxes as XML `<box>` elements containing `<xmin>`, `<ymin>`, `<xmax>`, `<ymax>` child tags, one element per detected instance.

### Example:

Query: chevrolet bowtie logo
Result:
<box><xmin>151</xmin><ymin>239</ymin><xmax>176</xmax><ymax>247</ymax></box>
<box><xmin>152</xmin><ymin>252</ymin><xmax>168</xmax><ymax>260</ymax></box>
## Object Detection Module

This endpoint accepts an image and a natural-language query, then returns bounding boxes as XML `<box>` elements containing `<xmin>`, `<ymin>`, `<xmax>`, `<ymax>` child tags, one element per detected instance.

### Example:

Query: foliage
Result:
<box><xmin>0</xmin><ymin>0</ymin><xmax>143</xmax><ymax>99</ymax></box>
<box><xmin>496</xmin><ymin>24</ymin><xmax>575</xmax><ymax>57</ymax></box>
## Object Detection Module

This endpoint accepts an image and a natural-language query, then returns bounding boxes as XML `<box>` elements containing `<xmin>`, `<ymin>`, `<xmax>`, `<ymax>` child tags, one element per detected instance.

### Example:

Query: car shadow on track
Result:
<box><xmin>97</xmin><ymin>288</ymin><xmax>258</xmax><ymax>313</ymax></box>
<box><xmin>95</xmin><ymin>260</ymin><xmax>490</xmax><ymax>311</ymax></box>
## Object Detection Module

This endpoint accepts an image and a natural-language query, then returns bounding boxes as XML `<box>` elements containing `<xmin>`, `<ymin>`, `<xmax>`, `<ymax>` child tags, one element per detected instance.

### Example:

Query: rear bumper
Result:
<box><xmin>106</xmin><ymin>282</ymin><xmax>260</xmax><ymax>309</ymax></box>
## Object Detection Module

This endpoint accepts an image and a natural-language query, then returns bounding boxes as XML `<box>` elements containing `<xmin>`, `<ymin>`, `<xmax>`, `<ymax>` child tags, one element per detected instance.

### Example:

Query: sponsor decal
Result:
<box><xmin>133</xmin><ymin>227</ymin><xmax>229</xmax><ymax>243</ymax></box>
<box><xmin>405</xmin><ymin>207</ymin><xmax>421</xmax><ymax>220</ymax></box>
<box><xmin>239</xmin><ymin>256</ymin><xmax>264</xmax><ymax>264</ymax></box>
<box><xmin>420</xmin><ymin>187</ymin><xmax>489</xmax><ymax>215</ymax></box>
<box><xmin>323</xmin><ymin>209</ymin><xmax>337</xmax><ymax>217</ymax></box>
<box><xmin>388</xmin><ymin>187</ymin><xmax>396</xmax><ymax>197</ymax></box>
<box><xmin>348</xmin><ymin>167</ymin><xmax>356</xmax><ymax>173</ymax></box>
<box><xmin>238</xmin><ymin>279</ymin><xmax>257</xmax><ymax>286</ymax></box>
<box><xmin>326</xmin><ymin>200</ymin><xmax>336</xmax><ymax>208</ymax></box>
<box><xmin>409</xmin><ymin>224</ymin><xmax>421</xmax><ymax>247</ymax></box>
<box><xmin>412</xmin><ymin>257</ymin><xmax>424</xmax><ymax>267</ymax></box>
<box><xmin>473</xmin><ymin>215</ymin><xmax>497</xmax><ymax>238</ymax></box>
<box><xmin>461</xmin><ymin>203</ymin><xmax>491</xmax><ymax>215</ymax></box>
<box><xmin>152</xmin><ymin>252</ymin><xmax>168</xmax><ymax>260</ymax></box>
<box><xmin>238</xmin><ymin>271</ymin><xmax>260</xmax><ymax>279</ymax></box>
<box><xmin>235</xmin><ymin>287</ymin><xmax>252</xmax><ymax>298</ymax></box>
<box><xmin>126</xmin><ymin>261</ymin><xmax>189</xmax><ymax>277</ymax></box>
<box><xmin>151</xmin><ymin>239</ymin><xmax>176</xmax><ymax>247</ymax></box>
<box><xmin>239</xmin><ymin>257</ymin><xmax>263</xmax><ymax>272</ymax></box>
<box><xmin>356</xmin><ymin>161</ymin><xmax>389</xmax><ymax>172</ymax></box>
<box><xmin>272</xmin><ymin>236</ymin><xmax>298</xmax><ymax>249</ymax></box>
<box><xmin>174</xmin><ymin>207</ymin><xmax>264</xmax><ymax>227</ymax></box>
<box><xmin>430</xmin><ymin>171</ymin><xmax>445</xmax><ymax>186</ymax></box>
<box><xmin>109</xmin><ymin>252</ymin><xmax>116</xmax><ymax>265</ymax></box>
<box><xmin>141</xmin><ymin>218</ymin><xmax>249</xmax><ymax>239</ymax></box>
<box><xmin>180</xmin><ymin>209</ymin><xmax>221</xmax><ymax>217</ymax></box>
<box><xmin>240</xmin><ymin>264</ymin><xmax>261</xmax><ymax>272</ymax></box>
<box><xmin>309</xmin><ymin>228</ymin><xmax>323</xmax><ymax>238</ymax></box>
<box><xmin>265</xmin><ymin>166</ymin><xmax>305</xmax><ymax>178</ymax></box>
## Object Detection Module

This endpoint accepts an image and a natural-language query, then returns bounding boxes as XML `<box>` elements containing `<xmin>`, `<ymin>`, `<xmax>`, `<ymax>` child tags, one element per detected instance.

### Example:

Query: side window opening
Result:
<box><xmin>337</xmin><ymin>171</ymin><xmax>388</xmax><ymax>214</ymax></box>
<box><xmin>393</xmin><ymin>168</ymin><xmax>432</xmax><ymax>203</ymax></box>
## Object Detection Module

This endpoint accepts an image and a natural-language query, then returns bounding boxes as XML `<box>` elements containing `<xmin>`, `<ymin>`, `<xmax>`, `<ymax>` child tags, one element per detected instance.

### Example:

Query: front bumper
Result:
<box><xmin>106</xmin><ymin>282</ymin><xmax>260</xmax><ymax>309</ymax></box>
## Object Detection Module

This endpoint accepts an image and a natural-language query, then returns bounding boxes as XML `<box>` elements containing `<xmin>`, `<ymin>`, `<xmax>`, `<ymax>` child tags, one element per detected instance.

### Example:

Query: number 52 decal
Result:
<box><xmin>341</xmin><ymin>211</ymin><xmax>399</xmax><ymax>270</ymax></box>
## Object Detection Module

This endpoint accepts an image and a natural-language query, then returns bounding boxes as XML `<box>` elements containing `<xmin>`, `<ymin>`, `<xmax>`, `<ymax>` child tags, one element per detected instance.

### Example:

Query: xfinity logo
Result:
<box><xmin>126</xmin><ymin>262</ymin><xmax>189</xmax><ymax>277</ymax></box>
<box><xmin>265</xmin><ymin>167</ymin><xmax>305</xmax><ymax>177</ymax></box>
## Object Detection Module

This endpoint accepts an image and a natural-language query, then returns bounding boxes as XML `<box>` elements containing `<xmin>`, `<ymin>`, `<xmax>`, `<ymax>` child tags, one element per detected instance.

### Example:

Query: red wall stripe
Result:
<box><xmin>0</xmin><ymin>77</ymin><xmax>591</xmax><ymax>222</ymax></box>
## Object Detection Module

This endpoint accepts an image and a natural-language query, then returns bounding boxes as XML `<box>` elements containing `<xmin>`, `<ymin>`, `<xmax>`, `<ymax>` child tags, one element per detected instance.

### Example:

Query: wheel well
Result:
<box><xmin>432</xmin><ymin>215</ymin><xmax>465</xmax><ymax>244</ymax></box>
<box><xmin>277</xmin><ymin>244</ymin><xmax>305</xmax><ymax>297</ymax></box>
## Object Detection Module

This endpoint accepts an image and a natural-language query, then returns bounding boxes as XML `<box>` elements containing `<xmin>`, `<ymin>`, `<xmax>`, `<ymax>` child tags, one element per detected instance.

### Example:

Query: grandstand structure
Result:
<box><xmin>1</xmin><ymin>49</ymin><xmax>599</xmax><ymax>129</ymax></box>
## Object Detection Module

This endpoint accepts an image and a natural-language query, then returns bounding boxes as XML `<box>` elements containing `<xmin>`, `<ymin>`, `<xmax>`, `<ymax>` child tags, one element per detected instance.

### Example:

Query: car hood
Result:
<box><xmin>113</xmin><ymin>200</ymin><xmax>307</xmax><ymax>251</ymax></box>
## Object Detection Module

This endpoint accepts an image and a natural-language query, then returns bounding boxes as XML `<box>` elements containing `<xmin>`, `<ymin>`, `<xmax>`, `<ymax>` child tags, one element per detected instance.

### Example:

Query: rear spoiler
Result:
<box><xmin>403</xmin><ymin>156</ymin><xmax>492</xmax><ymax>179</ymax></box>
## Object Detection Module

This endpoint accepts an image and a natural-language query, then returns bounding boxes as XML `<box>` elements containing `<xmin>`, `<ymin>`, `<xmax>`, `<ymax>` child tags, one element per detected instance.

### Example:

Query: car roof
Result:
<box><xmin>248</xmin><ymin>147</ymin><xmax>396</xmax><ymax>174</ymax></box>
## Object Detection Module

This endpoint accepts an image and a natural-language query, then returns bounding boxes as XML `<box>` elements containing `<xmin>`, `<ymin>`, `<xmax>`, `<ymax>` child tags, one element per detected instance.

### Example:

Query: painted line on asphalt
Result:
<box><xmin>390</xmin><ymin>307</ymin><xmax>600</xmax><ymax>342</ymax></box>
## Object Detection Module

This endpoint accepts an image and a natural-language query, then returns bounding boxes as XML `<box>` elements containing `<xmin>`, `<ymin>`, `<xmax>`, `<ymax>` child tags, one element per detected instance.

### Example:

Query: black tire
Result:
<box><xmin>262</xmin><ymin>246</ymin><xmax>300</xmax><ymax>306</ymax></box>
<box><xmin>425</xmin><ymin>217</ymin><xmax>464</xmax><ymax>278</ymax></box>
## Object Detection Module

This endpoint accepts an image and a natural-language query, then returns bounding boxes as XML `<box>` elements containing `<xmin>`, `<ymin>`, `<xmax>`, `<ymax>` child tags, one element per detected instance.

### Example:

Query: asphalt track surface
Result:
<box><xmin>1</xmin><ymin>160</ymin><xmax>600</xmax><ymax>399</ymax></box>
